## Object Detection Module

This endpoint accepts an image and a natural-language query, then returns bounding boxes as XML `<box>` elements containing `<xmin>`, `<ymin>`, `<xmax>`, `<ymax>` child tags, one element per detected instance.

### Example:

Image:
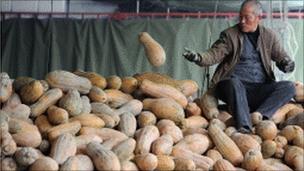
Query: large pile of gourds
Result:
<box><xmin>0</xmin><ymin>70</ymin><xmax>303</xmax><ymax>171</ymax></box>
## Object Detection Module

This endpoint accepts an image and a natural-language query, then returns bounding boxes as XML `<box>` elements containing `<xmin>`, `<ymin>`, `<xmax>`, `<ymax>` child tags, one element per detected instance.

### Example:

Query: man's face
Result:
<box><xmin>239</xmin><ymin>4</ymin><xmax>260</xmax><ymax>32</ymax></box>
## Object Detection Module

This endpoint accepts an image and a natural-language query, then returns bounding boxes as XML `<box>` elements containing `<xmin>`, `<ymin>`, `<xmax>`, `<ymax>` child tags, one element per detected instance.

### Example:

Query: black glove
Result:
<box><xmin>183</xmin><ymin>47</ymin><xmax>201</xmax><ymax>63</ymax></box>
<box><xmin>276</xmin><ymin>59</ymin><xmax>295</xmax><ymax>73</ymax></box>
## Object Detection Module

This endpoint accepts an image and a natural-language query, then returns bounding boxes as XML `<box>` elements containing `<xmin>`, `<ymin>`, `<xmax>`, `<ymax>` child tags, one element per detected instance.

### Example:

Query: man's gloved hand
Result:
<box><xmin>183</xmin><ymin>47</ymin><xmax>201</xmax><ymax>63</ymax></box>
<box><xmin>276</xmin><ymin>59</ymin><xmax>295</xmax><ymax>73</ymax></box>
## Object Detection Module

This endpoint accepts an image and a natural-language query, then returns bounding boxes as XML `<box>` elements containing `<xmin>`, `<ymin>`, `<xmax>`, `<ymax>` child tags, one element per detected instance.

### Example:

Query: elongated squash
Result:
<box><xmin>19</xmin><ymin>80</ymin><xmax>44</xmax><ymax>104</ymax></box>
<box><xmin>199</xmin><ymin>89</ymin><xmax>219</xmax><ymax>119</ymax></box>
<box><xmin>115</xmin><ymin>99</ymin><xmax>143</xmax><ymax>116</ymax></box>
<box><xmin>59</xmin><ymin>89</ymin><xmax>83</xmax><ymax>117</ymax></box>
<box><xmin>171</xmin><ymin>147</ymin><xmax>214</xmax><ymax>170</ymax></box>
<box><xmin>206</xmin><ymin>149</ymin><xmax>223</xmax><ymax>162</ymax></box>
<box><xmin>294</xmin><ymin>81</ymin><xmax>304</xmax><ymax>102</ymax></box>
<box><xmin>105</xmin><ymin>89</ymin><xmax>133</xmax><ymax>108</ymax></box>
<box><xmin>135</xmin><ymin>125</ymin><xmax>160</xmax><ymax>154</ymax></box>
<box><xmin>208</xmin><ymin>123</ymin><xmax>244</xmax><ymax>166</ymax></box>
<box><xmin>156</xmin><ymin>155</ymin><xmax>175</xmax><ymax>171</ymax></box>
<box><xmin>0</xmin><ymin>72</ymin><xmax>13</xmax><ymax>103</ymax></box>
<box><xmin>174</xmin><ymin>133</ymin><xmax>210</xmax><ymax>154</ymax></box>
<box><xmin>185</xmin><ymin>102</ymin><xmax>202</xmax><ymax>116</ymax></box>
<box><xmin>143</xmin><ymin>98</ymin><xmax>185</xmax><ymax>126</ymax></box>
<box><xmin>1</xmin><ymin>157</ymin><xmax>17</xmax><ymax>171</ymax></box>
<box><xmin>137</xmin><ymin>111</ymin><xmax>157</xmax><ymax>128</ymax></box>
<box><xmin>30</xmin><ymin>88</ymin><xmax>63</xmax><ymax>117</ymax></box>
<box><xmin>183</xmin><ymin>115</ymin><xmax>208</xmax><ymax>129</ymax></box>
<box><xmin>48</xmin><ymin>121</ymin><xmax>81</xmax><ymax>141</ymax></box>
<box><xmin>157</xmin><ymin>119</ymin><xmax>183</xmax><ymax>143</ymax></box>
<box><xmin>106</xmin><ymin>75</ymin><xmax>122</xmax><ymax>90</ymax></box>
<box><xmin>231</xmin><ymin>132</ymin><xmax>261</xmax><ymax>155</ymax></box>
<box><xmin>213</xmin><ymin>159</ymin><xmax>236</xmax><ymax>171</ymax></box>
<box><xmin>242</xmin><ymin>149</ymin><xmax>263</xmax><ymax>171</ymax></box>
<box><xmin>271</xmin><ymin>103</ymin><xmax>299</xmax><ymax>124</ymax></box>
<box><xmin>75</xmin><ymin>134</ymin><xmax>103</xmax><ymax>154</ymax></box>
<box><xmin>29</xmin><ymin>157</ymin><xmax>58</xmax><ymax>171</ymax></box>
<box><xmin>174</xmin><ymin>158</ymin><xmax>196</xmax><ymax>171</ymax></box>
<box><xmin>134</xmin><ymin>153</ymin><xmax>158</xmax><ymax>171</ymax></box>
<box><xmin>46</xmin><ymin>70</ymin><xmax>92</xmax><ymax>94</ymax></box>
<box><xmin>151</xmin><ymin>134</ymin><xmax>173</xmax><ymax>155</ymax></box>
<box><xmin>69</xmin><ymin>113</ymin><xmax>105</xmax><ymax>128</ymax></box>
<box><xmin>87</xmin><ymin>142</ymin><xmax>121</xmax><ymax>171</ymax></box>
<box><xmin>79</xmin><ymin>127</ymin><xmax>128</xmax><ymax>150</ymax></box>
<box><xmin>15</xmin><ymin>147</ymin><xmax>40</xmax><ymax>166</ymax></box>
<box><xmin>118</xmin><ymin>112</ymin><xmax>137</xmax><ymax>137</ymax></box>
<box><xmin>47</xmin><ymin>105</ymin><xmax>69</xmax><ymax>125</ymax></box>
<box><xmin>60</xmin><ymin>154</ymin><xmax>94</xmax><ymax>171</ymax></box>
<box><xmin>140</xmin><ymin>79</ymin><xmax>187</xmax><ymax>108</ymax></box>
<box><xmin>121</xmin><ymin>76</ymin><xmax>138</xmax><ymax>94</ymax></box>
<box><xmin>139</xmin><ymin>32</ymin><xmax>166</xmax><ymax>67</ymax></box>
<box><xmin>73</xmin><ymin>70</ymin><xmax>107</xmax><ymax>89</ymax></box>
<box><xmin>88</xmin><ymin>86</ymin><xmax>107</xmax><ymax>103</ymax></box>
<box><xmin>34</xmin><ymin>115</ymin><xmax>53</xmax><ymax>138</ymax></box>
<box><xmin>112</xmin><ymin>138</ymin><xmax>136</xmax><ymax>162</ymax></box>
<box><xmin>50</xmin><ymin>133</ymin><xmax>77</xmax><ymax>165</ymax></box>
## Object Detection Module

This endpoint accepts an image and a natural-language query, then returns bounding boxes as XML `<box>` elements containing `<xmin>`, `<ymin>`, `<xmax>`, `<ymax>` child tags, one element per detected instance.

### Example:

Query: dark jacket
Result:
<box><xmin>197</xmin><ymin>24</ymin><xmax>292</xmax><ymax>88</ymax></box>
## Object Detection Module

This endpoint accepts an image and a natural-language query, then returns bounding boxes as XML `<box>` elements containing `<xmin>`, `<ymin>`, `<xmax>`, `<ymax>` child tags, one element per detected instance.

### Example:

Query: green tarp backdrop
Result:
<box><xmin>1</xmin><ymin>18</ymin><xmax>303</xmax><ymax>94</ymax></box>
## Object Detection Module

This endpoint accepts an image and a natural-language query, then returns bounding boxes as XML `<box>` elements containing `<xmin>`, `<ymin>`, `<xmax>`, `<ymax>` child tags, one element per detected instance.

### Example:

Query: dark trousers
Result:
<box><xmin>215</xmin><ymin>77</ymin><xmax>295</xmax><ymax>130</ymax></box>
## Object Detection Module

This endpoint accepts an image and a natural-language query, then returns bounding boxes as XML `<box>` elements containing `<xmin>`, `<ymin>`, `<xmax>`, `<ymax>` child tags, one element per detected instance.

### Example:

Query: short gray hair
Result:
<box><xmin>241</xmin><ymin>0</ymin><xmax>263</xmax><ymax>16</ymax></box>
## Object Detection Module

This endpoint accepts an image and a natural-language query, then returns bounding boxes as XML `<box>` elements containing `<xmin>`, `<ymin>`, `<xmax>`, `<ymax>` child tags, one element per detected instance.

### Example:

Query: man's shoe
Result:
<box><xmin>238</xmin><ymin>127</ymin><xmax>252</xmax><ymax>134</ymax></box>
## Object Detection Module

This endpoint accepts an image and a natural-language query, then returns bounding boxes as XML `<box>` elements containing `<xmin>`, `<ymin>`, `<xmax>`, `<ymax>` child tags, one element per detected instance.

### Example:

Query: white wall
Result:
<box><xmin>1</xmin><ymin>0</ymin><xmax>117</xmax><ymax>13</ymax></box>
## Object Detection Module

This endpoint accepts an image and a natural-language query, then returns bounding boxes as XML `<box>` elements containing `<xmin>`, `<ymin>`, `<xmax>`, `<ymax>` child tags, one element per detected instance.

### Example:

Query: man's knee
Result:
<box><xmin>220</xmin><ymin>77</ymin><xmax>243</xmax><ymax>90</ymax></box>
<box><xmin>277</xmin><ymin>81</ymin><xmax>296</xmax><ymax>96</ymax></box>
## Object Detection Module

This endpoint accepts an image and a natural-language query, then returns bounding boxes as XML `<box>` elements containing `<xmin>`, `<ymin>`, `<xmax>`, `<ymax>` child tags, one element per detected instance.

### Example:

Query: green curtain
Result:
<box><xmin>1</xmin><ymin>18</ymin><xmax>303</xmax><ymax>94</ymax></box>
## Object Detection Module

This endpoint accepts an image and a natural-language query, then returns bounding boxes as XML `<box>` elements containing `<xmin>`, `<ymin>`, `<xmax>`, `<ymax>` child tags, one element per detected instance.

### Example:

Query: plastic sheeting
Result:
<box><xmin>1</xmin><ymin>17</ymin><xmax>303</xmax><ymax>95</ymax></box>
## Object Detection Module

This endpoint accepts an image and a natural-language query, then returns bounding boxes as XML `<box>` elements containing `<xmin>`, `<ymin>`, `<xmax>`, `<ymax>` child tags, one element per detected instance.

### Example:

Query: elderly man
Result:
<box><xmin>183</xmin><ymin>0</ymin><xmax>295</xmax><ymax>133</ymax></box>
